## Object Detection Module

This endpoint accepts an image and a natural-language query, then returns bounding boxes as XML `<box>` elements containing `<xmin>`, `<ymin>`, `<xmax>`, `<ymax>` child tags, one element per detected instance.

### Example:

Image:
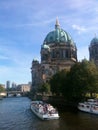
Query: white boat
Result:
<box><xmin>30</xmin><ymin>100</ymin><xmax>59</xmax><ymax>120</ymax></box>
<box><xmin>78</xmin><ymin>99</ymin><xmax>98</xmax><ymax>114</ymax></box>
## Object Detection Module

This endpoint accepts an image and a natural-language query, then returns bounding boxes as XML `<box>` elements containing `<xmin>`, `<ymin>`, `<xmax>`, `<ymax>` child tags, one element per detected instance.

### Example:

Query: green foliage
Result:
<box><xmin>0</xmin><ymin>84</ymin><xmax>5</xmax><ymax>92</ymax></box>
<box><xmin>50</xmin><ymin>59</ymin><xmax>98</xmax><ymax>102</ymax></box>
<box><xmin>50</xmin><ymin>69</ymin><xmax>68</xmax><ymax>95</ymax></box>
<box><xmin>39</xmin><ymin>83</ymin><xmax>50</xmax><ymax>94</ymax></box>
<box><xmin>81</xmin><ymin>59</ymin><xmax>98</xmax><ymax>96</ymax></box>
<box><xmin>63</xmin><ymin>62</ymin><xmax>88</xmax><ymax>101</ymax></box>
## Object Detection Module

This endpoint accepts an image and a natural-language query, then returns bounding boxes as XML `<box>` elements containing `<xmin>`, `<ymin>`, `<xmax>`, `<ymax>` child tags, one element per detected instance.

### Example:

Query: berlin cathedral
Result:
<box><xmin>31</xmin><ymin>18</ymin><xmax>98</xmax><ymax>91</ymax></box>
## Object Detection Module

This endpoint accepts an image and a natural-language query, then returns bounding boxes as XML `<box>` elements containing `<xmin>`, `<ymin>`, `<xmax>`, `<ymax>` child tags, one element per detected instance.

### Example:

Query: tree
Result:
<box><xmin>50</xmin><ymin>69</ymin><xmax>68</xmax><ymax>95</ymax></box>
<box><xmin>62</xmin><ymin>59</ymin><xmax>98</xmax><ymax>101</ymax></box>
<box><xmin>39</xmin><ymin>83</ymin><xmax>51</xmax><ymax>94</ymax></box>
<box><xmin>81</xmin><ymin>59</ymin><xmax>98</xmax><ymax>97</ymax></box>
<box><xmin>0</xmin><ymin>84</ymin><xmax>5</xmax><ymax>92</ymax></box>
<box><xmin>49</xmin><ymin>59</ymin><xmax>98</xmax><ymax>102</ymax></box>
<box><xmin>63</xmin><ymin>62</ymin><xmax>88</xmax><ymax>101</ymax></box>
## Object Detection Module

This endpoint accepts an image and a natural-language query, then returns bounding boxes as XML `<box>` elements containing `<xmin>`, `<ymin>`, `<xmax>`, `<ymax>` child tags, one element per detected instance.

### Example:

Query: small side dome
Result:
<box><xmin>33</xmin><ymin>59</ymin><xmax>39</xmax><ymax>62</ymax></box>
<box><xmin>90</xmin><ymin>37</ymin><xmax>98</xmax><ymax>46</ymax></box>
<box><xmin>41</xmin><ymin>44</ymin><xmax>50</xmax><ymax>51</ymax></box>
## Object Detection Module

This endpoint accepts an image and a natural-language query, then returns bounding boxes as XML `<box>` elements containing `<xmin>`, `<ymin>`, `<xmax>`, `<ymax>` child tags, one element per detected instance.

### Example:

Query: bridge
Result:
<box><xmin>6</xmin><ymin>91</ymin><xmax>27</xmax><ymax>97</ymax></box>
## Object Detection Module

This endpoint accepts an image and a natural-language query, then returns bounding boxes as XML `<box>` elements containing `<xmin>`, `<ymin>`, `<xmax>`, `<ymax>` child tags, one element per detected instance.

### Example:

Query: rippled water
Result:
<box><xmin>0</xmin><ymin>97</ymin><xmax>98</xmax><ymax>130</ymax></box>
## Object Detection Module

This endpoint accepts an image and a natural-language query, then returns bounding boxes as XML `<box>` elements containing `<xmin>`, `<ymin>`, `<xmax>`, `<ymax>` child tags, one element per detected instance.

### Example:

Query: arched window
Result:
<box><xmin>66</xmin><ymin>50</ymin><xmax>69</xmax><ymax>58</ymax></box>
<box><xmin>63</xmin><ymin>50</ymin><xmax>66</xmax><ymax>58</ymax></box>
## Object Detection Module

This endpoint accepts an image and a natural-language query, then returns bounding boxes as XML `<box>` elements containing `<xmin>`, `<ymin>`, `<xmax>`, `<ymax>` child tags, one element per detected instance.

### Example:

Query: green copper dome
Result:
<box><xmin>91</xmin><ymin>37</ymin><xmax>98</xmax><ymax>46</ymax></box>
<box><xmin>43</xmin><ymin>19</ymin><xmax>75</xmax><ymax>46</ymax></box>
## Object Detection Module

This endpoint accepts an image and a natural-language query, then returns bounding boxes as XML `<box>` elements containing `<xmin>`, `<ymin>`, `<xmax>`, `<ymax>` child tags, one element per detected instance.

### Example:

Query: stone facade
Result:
<box><xmin>89</xmin><ymin>37</ymin><xmax>98</xmax><ymax>66</ymax></box>
<box><xmin>31</xmin><ymin>19</ymin><xmax>77</xmax><ymax>91</ymax></box>
<box><xmin>17</xmin><ymin>84</ymin><xmax>31</xmax><ymax>92</ymax></box>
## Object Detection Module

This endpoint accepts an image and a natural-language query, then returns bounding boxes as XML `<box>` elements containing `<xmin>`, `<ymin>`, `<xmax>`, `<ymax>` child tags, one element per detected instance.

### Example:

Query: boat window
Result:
<box><xmin>87</xmin><ymin>106</ymin><xmax>89</xmax><ymax>108</ymax></box>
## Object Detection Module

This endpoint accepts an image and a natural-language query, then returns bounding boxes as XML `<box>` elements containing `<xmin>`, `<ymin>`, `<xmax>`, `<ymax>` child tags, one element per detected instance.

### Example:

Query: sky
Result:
<box><xmin>0</xmin><ymin>0</ymin><xmax>98</xmax><ymax>85</ymax></box>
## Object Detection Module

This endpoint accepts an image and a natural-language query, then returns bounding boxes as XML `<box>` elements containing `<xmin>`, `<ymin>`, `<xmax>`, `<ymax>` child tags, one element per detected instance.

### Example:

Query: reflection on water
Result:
<box><xmin>0</xmin><ymin>97</ymin><xmax>98</xmax><ymax>130</ymax></box>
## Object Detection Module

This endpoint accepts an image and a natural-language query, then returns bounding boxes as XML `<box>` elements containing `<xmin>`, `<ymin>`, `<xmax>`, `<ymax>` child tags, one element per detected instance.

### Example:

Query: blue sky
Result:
<box><xmin>0</xmin><ymin>0</ymin><xmax>98</xmax><ymax>85</ymax></box>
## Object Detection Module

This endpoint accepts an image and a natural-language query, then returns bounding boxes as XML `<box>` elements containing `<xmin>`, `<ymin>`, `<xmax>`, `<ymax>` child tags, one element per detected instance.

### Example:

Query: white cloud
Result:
<box><xmin>72</xmin><ymin>24</ymin><xmax>86</xmax><ymax>34</ymax></box>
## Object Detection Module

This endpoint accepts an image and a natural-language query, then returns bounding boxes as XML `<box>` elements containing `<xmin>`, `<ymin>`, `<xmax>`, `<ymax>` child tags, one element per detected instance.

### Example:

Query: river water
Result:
<box><xmin>0</xmin><ymin>97</ymin><xmax>98</xmax><ymax>130</ymax></box>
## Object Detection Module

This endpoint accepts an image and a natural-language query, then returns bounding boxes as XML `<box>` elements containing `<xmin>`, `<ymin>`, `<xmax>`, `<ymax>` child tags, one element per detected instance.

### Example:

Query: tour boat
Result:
<box><xmin>30</xmin><ymin>100</ymin><xmax>59</xmax><ymax>120</ymax></box>
<box><xmin>78</xmin><ymin>99</ymin><xmax>98</xmax><ymax>114</ymax></box>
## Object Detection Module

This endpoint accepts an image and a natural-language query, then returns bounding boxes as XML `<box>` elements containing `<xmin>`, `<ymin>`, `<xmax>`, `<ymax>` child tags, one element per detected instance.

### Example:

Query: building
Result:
<box><xmin>89</xmin><ymin>36</ymin><xmax>98</xmax><ymax>66</ymax></box>
<box><xmin>6</xmin><ymin>81</ymin><xmax>10</xmax><ymax>90</ymax></box>
<box><xmin>31</xmin><ymin>18</ymin><xmax>77</xmax><ymax>91</ymax></box>
<box><xmin>11</xmin><ymin>82</ymin><xmax>17</xmax><ymax>90</ymax></box>
<box><xmin>17</xmin><ymin>84</ymin><xmax>31</xmax><ymax>92</ymax></box>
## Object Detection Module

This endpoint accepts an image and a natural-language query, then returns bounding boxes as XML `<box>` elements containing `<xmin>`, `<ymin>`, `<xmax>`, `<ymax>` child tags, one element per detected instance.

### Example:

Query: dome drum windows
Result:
<box><xmin>63</xmin><ymin>50</ymin><xmax>66</xmax><ymax>58</ymax></box>
<box><xmin>71</xmin><ymin>49</ymin><xmax>77</xmax><ymax>59</ymax></box>
<box><xmin>51</xmin><ymin>48</ymin><xmax>73</xmax><ymax>59</ymax></box>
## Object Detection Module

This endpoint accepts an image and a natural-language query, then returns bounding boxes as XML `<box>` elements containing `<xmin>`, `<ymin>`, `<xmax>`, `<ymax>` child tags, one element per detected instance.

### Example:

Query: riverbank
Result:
<box><xmin>28</xmin><ymin>93</ymin><xmax>78</xmax><ymax>111</ymax></box>
<box><xmin>46</xmin><ymin>96</ymin><xmax>78</xmax><ymax>111</ymax></box>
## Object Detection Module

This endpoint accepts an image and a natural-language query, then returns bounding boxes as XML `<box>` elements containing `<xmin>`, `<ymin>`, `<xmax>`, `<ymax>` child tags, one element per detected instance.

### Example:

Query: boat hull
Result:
<box><xmin>78</xmin><ymin>101</ymin><xmax>98</xmax><ymax>115</ymax></box>
<box><xmin>30</xmin><ymin>101</ymin><xmax>59</xmax><ymax>120</ymax></box>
